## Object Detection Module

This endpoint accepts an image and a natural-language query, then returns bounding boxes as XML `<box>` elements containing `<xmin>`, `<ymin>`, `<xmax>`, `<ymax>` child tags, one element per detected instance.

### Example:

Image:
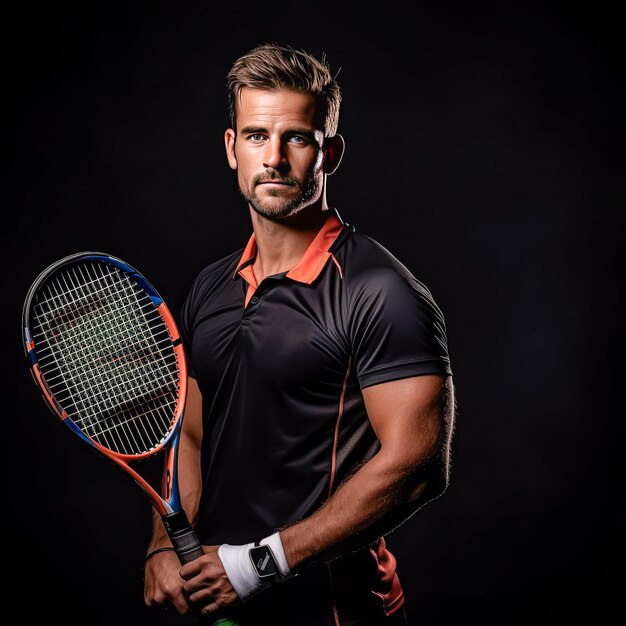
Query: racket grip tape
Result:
<box><xmin>162</xmin><ymin>510</ymin><xmax>204</xmax><ymax>564</ymax></box>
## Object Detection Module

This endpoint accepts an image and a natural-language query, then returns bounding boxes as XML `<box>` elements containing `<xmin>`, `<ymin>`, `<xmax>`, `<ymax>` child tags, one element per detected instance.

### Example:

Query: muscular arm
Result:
<box><xmin>281</xmin><ymin>374</ymin><xmax>455</xmax><ymax>570</ymax></box>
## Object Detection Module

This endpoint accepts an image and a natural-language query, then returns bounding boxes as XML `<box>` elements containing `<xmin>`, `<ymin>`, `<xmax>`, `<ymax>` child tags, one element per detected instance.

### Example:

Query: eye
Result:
<box><xmin>247</xmin><ymin>133</ymin><xmax>266</xmax><ymax>143</ymax></box>
<box><xmin>288</xmin><ymin>134</ymin><xmax>318</xmax><ymax>147</ymax></box>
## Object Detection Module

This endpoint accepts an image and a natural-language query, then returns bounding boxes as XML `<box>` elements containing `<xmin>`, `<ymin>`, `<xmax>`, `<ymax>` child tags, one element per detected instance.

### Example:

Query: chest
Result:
<box><xmin>189</xmin><ymin>274</ymin><xmax>351</xmax><ymax>391</ymax></box>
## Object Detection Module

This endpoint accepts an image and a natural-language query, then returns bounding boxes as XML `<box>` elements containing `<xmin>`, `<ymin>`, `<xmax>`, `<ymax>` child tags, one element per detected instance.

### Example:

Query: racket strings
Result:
<box><xmin>35</xmin><ymin>264</ymin><xmax>171</xmax><ymax>454</ymax></box>
<box><xmin>35</xmin><ymin>263</ymin><xmax>175</xmax><ymax>454</ymax></box>
<box><xmin>61</xmin><ymin>263</ymin><xmax>177</xmax><ymax>449</ymax></box>
<box><xmin>31</xmin><ymin>261</ymin><xmax>181</xmax><ymax>455</ymax></box>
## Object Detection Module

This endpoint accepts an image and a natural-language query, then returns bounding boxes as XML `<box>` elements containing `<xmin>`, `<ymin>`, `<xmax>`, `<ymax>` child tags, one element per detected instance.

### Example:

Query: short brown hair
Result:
<box><xmin>226</xmin><ymin>43</ymin><xmax>342</xmax><ymax>137</ymax></box>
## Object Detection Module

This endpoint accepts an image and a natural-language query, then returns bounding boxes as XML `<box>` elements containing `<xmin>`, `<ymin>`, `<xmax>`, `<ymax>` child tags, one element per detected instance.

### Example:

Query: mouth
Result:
<box><xmin>256</xmin><ymin>181</ymin><xmax>296</xmax><ymax>195</ymax></box>
<box><xmin>257</xmin><ymin>180</ymin><xmax>293</xmax><ymax>186</ymax></box>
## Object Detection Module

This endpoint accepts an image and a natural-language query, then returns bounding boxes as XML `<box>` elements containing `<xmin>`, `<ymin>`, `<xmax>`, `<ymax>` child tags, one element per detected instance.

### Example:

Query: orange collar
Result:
<box><xmin>234</xmin><ymin>210</ymin><xmax>344</xmax><ymax>289</ymax></box>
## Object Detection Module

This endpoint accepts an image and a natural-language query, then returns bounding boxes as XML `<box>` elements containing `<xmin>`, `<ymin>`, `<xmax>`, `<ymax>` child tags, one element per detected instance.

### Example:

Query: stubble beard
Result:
<box><xmin>240</xmin><ymin>170</ymin><xmax>322</xmax><ymax>219</ymax></box>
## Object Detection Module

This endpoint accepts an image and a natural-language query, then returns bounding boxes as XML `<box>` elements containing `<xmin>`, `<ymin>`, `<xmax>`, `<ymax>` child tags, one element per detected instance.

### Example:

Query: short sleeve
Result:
<box><xmin>349</xmin><ymin>267</ymin><xmax>452</xmax><ymax>389</ymax></box>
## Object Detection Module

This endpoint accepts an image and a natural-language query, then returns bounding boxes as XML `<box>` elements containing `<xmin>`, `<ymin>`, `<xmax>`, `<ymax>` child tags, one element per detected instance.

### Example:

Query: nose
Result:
<box><xmin>262</xmin><ymin>137</ymin><xmax>287</xmax><ymax>170</ymax></box>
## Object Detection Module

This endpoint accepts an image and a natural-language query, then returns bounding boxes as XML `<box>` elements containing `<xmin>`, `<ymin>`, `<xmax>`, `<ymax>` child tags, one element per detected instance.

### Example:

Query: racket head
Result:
<box><xmin>22</xmin><ymin>251</ymin><xmax>188</xmax><ymax>461</ymax></box>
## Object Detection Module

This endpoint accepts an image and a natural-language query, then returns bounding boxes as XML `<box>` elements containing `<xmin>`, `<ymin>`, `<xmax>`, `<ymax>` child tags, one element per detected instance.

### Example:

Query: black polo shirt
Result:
<box><xmin>179</xmin><ymin>209</ymin><xmax>452</xmax><ymax>625</ymax></box>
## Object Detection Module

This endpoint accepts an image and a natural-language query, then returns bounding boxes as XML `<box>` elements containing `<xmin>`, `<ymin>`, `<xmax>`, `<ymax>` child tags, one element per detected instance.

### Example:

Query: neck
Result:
<box><xmin>249</xmin><ymin>203</ymin><xmax>330</xmax><ymax>282</ymax></box>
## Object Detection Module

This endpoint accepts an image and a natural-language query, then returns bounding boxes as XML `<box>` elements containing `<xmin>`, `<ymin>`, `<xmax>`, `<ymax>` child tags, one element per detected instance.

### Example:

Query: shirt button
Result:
<box><xmin>250</xmin><ymin>296</ymin><xmax>259</xmax><ymax>305</ymax></box>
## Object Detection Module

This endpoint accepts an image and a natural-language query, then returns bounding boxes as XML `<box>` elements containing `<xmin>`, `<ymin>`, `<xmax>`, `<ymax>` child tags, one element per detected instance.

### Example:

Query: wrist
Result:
<box><xmin>145</xmin><ymin>546</ymin><xmax>176</xmax><ymax>563</ymax></box>
<box><xmin>147</xmin><ymin>535</ymin><xmax>173</xmax><ymax>552</ymax></box>
<box><xmin>217</xmin><ymin>532</ymin><xmax>293</xmax><ymax>602</ymax></box>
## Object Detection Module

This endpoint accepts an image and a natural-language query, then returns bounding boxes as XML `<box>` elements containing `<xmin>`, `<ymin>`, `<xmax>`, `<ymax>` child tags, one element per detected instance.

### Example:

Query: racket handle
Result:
<box><xmin>162</xmin><ymin>510</ymin><xmax>204</xmax><ymax>564</ymax></box>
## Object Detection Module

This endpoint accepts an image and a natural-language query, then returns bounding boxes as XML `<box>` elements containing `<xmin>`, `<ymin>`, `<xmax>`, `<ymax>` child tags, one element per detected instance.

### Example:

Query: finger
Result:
<box><xmin>170</xmin><ymin>592</ymin><xmax>193</xmax><ymax>615</ymax></box>
<box><xmin>183</xmin><ymin>565</ymin><xmax>228</xmax><ymax>596</ymax></box>
<box><xmin>200</xmin><ymin>601</ymin><xmax>221</xmax><ymax>617</ymax></box>
<box><xmin>190</xmin><ymin>586</ymin><xmax>239</xmax><ymax>609</ymax></box>
<box><xmin>179</xmin><ymin>557</ymin><xmax>205</xmax><ymax>580</ymax></box>
<box><xmin>188</xmin><ymin>586</ymin><xmax>215</xmax><ymax>605</ymax></box>
<box><xmin>183</xmin><ymin>575</ymin><xmax>206</xmax><ymax>596</ymax></box>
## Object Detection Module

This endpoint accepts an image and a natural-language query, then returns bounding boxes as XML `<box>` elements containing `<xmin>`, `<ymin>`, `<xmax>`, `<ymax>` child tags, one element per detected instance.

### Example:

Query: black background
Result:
<box><xmin>6</xmin><ymin>2</ymin><xmax>623</xmax><ymax>624</ymax></box>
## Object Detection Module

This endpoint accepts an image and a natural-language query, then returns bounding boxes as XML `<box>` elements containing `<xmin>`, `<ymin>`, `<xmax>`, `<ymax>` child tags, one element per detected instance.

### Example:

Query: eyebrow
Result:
<box><xmin>239</xmin><ymin>126</ymin><xmax>319</xmax><ymax>139</ymax></box>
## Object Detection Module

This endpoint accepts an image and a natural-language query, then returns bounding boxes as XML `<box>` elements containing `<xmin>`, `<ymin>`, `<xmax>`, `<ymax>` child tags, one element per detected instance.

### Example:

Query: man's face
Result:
<box><xmin>225</xmin><ymin>87</ymin><xmax>326</xmax><ymax>219</ymax></box>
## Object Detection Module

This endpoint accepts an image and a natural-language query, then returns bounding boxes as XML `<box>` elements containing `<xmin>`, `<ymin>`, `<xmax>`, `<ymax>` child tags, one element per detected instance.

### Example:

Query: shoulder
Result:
<box><xmin>337</xmin><ymin>229</ymin><xmax>452</xmax><ymax>379</ymax></box>
<box><xmin>340</xmin><ymin>231</ymin><xmax>417</xmax><ymax>279</ymax></box>
<box><xmin>340</xmin><ymin>230</ymin><xmax>439</xmax><ymax>307</ymax></box>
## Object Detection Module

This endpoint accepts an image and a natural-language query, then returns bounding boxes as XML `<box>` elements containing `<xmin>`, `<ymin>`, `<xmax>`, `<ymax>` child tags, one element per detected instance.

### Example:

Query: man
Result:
<box><xmin>144</xmin><ymin>43</ymin><xmax>455</xmax><ymax>626</ymax></box>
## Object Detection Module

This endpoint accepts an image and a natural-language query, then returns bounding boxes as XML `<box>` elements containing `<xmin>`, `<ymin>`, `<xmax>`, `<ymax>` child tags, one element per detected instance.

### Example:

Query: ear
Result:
<box><xmin>322</xmin><ymin>134</ymin><xmax>345</xmax><ymax>175</ymax></box>
<box><xmin>225</xmin><ymin>128</ymin><xmax>237</xmax><ymax>170</ymax></box>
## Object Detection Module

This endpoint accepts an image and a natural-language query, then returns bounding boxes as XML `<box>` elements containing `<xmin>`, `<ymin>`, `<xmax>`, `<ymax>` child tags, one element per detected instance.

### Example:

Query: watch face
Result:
<box><xmin>249</xmin><ymin>545</ymin><xmax>280</xmax><ymax>578</ymax></box>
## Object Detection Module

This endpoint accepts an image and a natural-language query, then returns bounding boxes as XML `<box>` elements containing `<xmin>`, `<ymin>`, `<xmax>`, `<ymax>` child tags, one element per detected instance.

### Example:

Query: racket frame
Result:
<box><xmin>22</xmin><ymin>252</ymin><xmax>200</xmax><ymax>553</ymax></box>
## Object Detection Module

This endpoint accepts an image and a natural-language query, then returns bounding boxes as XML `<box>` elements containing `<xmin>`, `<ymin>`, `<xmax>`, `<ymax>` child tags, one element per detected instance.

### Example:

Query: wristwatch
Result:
<box><xmin>249</xmin><ymin>541</ymin><xmax>280</xmax><ymax>583</ymax></box>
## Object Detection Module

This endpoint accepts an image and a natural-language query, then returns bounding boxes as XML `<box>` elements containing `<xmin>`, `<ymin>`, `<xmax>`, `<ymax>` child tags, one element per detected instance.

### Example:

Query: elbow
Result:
<box><xmin>400</xmin><ymin>449</ymin><xmax>450</xmax><ymax>510</ymax></box>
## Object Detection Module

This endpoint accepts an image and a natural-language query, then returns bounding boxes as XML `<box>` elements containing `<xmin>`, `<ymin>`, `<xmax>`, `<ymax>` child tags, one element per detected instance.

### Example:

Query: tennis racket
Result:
<box><xmin>22</xmin><ymin>251</ymin><xmax>238</xmax><ymax>625</ymax></box>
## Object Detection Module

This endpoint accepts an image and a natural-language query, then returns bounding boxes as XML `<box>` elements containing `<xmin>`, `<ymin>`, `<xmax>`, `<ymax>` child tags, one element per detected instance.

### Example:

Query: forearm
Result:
<box><xmin>280</xmin><ymin>375</ymin><xmax>456</xmax><ymax>571</ymax></box>
<box><xmin>281</xmin><ymin>449</ymin><xmax>442</xmax><ymax>570</ymax></box>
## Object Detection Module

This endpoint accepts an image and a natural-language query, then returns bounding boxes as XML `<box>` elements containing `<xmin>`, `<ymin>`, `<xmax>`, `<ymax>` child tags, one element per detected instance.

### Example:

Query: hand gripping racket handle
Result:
<box><xmin>162</xmin><ymin>511</ymin><xmax>240</xmax><ymax>625</ymax></box>
<box><xmin>162</xmin><ymin>510</ymin><xmax>204</xmax><ymax>564</ymax></box>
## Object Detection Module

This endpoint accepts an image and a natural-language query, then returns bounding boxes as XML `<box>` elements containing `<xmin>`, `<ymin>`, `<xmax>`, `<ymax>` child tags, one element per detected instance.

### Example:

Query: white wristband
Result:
<box><xmin>217</xmin><ymin>541</ymin><xmax>266</xmax><ymax>601</ymax></box>
<box><xmin>217</xmin><ymin>532</ymin><xmax>291</xmax><ymax>602</ymax></box>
